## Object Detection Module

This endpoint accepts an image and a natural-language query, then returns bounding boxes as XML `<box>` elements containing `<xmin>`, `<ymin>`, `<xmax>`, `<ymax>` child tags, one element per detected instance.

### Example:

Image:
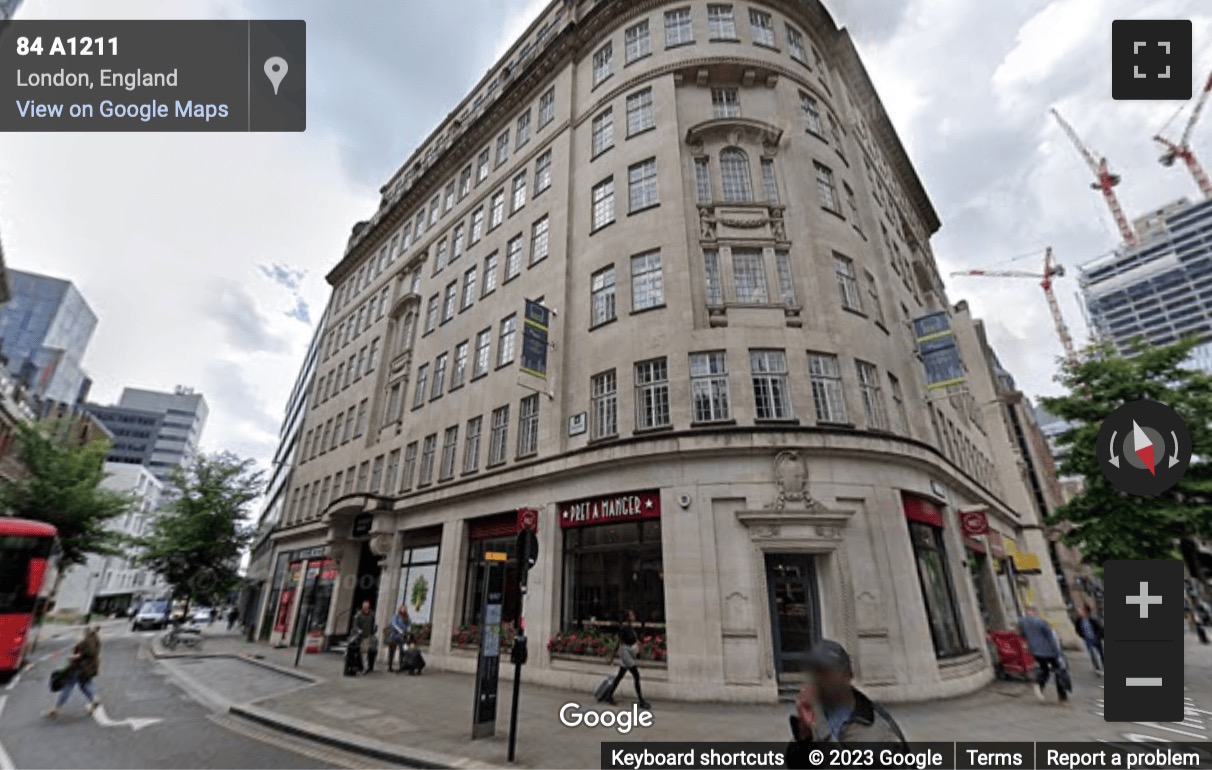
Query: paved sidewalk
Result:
<box><xmin>154</xmin><ymin>630</ymin><xmax>1212</xmax><ymax>769</ymax></box>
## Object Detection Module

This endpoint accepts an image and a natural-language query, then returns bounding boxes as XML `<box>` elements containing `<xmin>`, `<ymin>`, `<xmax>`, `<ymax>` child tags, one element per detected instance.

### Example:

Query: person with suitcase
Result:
<box><xmin>343</xmin><ymin>630</ymin><xmax>364</xmax><ymax>677</ymax></box>
<box><xmin>596</xmin><ymin>626</ymin><xmax>651</xmax><ymax>710</ymax></box>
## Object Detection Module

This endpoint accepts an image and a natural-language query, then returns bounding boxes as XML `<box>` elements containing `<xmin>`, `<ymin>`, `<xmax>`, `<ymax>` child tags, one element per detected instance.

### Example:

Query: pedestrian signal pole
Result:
<box><xmin>507</xmin><ymin>517</ymin><xmax>539</xmax><ymax>763</ymax></box>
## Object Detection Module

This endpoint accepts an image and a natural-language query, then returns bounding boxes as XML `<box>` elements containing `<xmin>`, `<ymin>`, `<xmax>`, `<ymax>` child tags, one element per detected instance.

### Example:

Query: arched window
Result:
<box><xmin>396</xmin><ymin>310</ymin><xmax>416</xmax><ymax>356</ymax></box>
<box><xmin>720</xmin><ymin>147</ymin><xmax>753</xmax><ymax>203</ymax></box>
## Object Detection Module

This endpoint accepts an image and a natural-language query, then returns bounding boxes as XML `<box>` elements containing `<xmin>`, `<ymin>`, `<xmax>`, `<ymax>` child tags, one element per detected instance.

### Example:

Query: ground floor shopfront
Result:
<box><xmin>255</xmin><ymin>433</ymin><xmax>1067</xmax><ymax>703</ymax></box>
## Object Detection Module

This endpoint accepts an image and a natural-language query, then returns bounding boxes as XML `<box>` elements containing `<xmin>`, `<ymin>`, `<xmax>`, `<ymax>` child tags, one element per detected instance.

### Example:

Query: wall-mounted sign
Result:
<box><xmin>913</xmin><ymin>311</ymin><xmax>966</xmax><ymax>390</ymax></box>
<box><xmin>568</xmin><ymin>412</ymin><xmax>586</xmax><ymax>436</ymax></box>
<box><xmin>558</xmin><ymin>489</ymin><xmax>661</xmax><ymax>529</ymax></box>
<box><xmin>351</xmin><ymin>512</ymin><xmax>374</xmax><ymax>538</ymax></box>
<box><xmin>959</xmin><ymin>509</ymin><xmax>990</xmax><ymax>537</ymax></box>
<box><xmin>517</xmin><ymin>507</ymin><xmax>539</xmax><ymax>533</ymax></box>
<box><xmin>520</xmin><ymin>299</ymin><xmax>550</xmax><ymax>379</ymax></box>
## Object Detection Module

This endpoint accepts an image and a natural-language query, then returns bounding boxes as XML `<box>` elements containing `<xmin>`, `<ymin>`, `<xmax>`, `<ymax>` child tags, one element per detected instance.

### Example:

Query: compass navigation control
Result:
<box><xmin>1097</xmin><ymin>399</ymin><xmax>1190</xmax><ymax>497</ymax></box>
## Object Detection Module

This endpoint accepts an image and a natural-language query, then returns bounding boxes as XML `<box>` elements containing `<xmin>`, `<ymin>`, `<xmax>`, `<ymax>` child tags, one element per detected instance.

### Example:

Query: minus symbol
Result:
<box><xmin>1125</xmin><ymin>678</ymin><xmax>1163</xmax><ymax>686</ymax></box>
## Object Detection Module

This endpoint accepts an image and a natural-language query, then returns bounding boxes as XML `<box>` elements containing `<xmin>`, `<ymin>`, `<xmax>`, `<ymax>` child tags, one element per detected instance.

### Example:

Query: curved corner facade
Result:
<box><xmin>258</xmin><ymin>0</ymin><xmax>1069</xmax><ymax>703</ymax></box>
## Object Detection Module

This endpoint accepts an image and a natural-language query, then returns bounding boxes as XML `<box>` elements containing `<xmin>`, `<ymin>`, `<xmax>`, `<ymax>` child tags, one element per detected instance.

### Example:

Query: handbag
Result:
<box><xmin>49</xmin><ymin>666</ymin><xmax>71</xmax><ymax>692</ymax></box>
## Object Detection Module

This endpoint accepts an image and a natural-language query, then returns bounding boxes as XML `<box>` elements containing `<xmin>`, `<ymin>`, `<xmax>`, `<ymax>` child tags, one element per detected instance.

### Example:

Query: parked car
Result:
<box><xmin>131</xmin><ymin>599</ymin><xmax>172</xmax><ymax>631</ymax></box>
<box><xmin>191</xmin><ymin>607</ymin><xmax>213</xmax><ymax>624</ymax></box>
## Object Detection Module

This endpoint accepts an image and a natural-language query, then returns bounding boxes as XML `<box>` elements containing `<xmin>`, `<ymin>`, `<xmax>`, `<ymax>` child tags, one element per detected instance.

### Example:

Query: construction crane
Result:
<box><xmin>1051</xmin><ymin>109</ymin><xmax>1138</xmax><ymax>247</ymax></box>
<box><xmin>1154</xmin><ymin>68</ymin><xmax>1212</xmax><ymax>199</ymax></box>
<box><xmin>951</xmin><ymin>248</ymin><xmax>1078</xmax><ymax>366</ymax></box>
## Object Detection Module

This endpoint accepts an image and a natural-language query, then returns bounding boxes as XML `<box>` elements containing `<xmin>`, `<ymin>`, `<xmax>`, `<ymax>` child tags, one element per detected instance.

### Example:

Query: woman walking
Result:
<box><xmin>598</xmin><ymin>625</ymin><xmax>651</xmax><ymax>710</ymax></box>
<box><xmin>385</xmin><ymin>605</ymin><xmax>411</xmax><ymax>673</ymax></box>
<box><xmin>47</xmin><ymin>626</ymin><xmax>102</xmax><ymax>718</ymax></box>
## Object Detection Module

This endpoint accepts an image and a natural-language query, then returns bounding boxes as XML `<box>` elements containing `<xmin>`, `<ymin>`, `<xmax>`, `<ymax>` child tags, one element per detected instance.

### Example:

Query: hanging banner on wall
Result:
<box><xmin>520</xmin><ymin>299</ymin><xmax>550</xmax><ymax>379</ymax></box>
<box><xmin>913</xmin><ymin>311</ymin><xmax>966</xmax><ymax>390</ymax></box>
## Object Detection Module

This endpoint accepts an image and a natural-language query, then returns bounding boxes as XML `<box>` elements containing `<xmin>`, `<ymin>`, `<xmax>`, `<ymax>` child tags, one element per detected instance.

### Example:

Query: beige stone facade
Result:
<box><xmin>256</xmin><ymin>0</ymin><xmax>1069</xmax><ymax>703</ymax></box>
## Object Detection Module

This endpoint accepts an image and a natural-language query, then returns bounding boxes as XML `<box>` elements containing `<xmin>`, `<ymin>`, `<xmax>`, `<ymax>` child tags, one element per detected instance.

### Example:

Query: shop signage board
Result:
<box><xmin>517</xmin><ymin>507</ymin><xmax>539</xmax><ymax>533</ymax></box>
<box><xmin>959</xmin><ymin>509</ymin><xmax>990</xmax><ymax>536</ymax></box>
<box><xmin>520</xmin><ymin>299</ymin><xmax>550</xmax><ymax>379</ymax></box>
<box><xmin>558</xmin><ymin>489</ymin><xmax>661</xmax><ymax>529</ymax></box>
<box><xmin>471</xmin><ymin>563</ymin><xmax>505</xmax><ymax>739</ymax></box>
<box><xmin>351</xmin><ymin>512</ymin><xmax>374</xmax><ymax>537</ymax></box>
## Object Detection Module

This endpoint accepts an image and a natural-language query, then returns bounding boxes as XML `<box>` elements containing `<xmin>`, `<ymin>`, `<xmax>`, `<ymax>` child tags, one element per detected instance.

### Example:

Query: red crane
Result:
<box><xmin>950</xmin><ymin>248</ymin><xmax>1078</xmax><ymax>366</ymax></box>
<box><xmin>1051</xmin><ymin>109</ymin><xmax>1138</xmax><ymax>247</ymax></box>
<box><xmin>1154</xmin><ymin>68</ymin><xmax>1212</xmax><ymax>200</ymax></box>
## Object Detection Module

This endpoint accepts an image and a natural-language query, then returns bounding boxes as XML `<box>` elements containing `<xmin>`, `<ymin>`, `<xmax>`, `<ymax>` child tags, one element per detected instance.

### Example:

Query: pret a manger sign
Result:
<box><xmin>559</xmin><ymin>490</ymin><xmax>661</xmax><ymax>528</ymax></box>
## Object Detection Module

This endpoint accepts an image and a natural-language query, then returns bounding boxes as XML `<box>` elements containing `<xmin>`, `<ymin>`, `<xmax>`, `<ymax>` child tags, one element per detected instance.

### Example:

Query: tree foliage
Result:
<box><xmin>137</xmin><ymin>451</ymin><xmax>263</xmax><ymax>607</ymax></box>
<box><xmin>1041</xmin><ymin>336</ymin><xmax>1212</xmax><ymax>564</ymax></box>
<box><xmin>0</xmin><ymin>420</ymin><xmax>133</xmax><ymax>566</ymax></box>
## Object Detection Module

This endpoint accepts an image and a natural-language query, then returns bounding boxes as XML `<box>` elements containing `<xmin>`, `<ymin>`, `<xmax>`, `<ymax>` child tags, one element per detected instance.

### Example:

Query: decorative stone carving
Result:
<box><xmin>766</xmin><ymin>450</ymin><xmax>820</xmax><ymax>510</ymax></box>
<box><xmin>716</xmin><ymin>216</ymin><xmax>766</xmax><ymax>229</ymax></box>
<box><xmin>698</xmin><ymin>207</ymin><xmax>717</xmax><ymax>240</ymax></box>
<box><xmin>770</xmin><ymin>207</ymin><xmax>786</xmax><ymax>241</ymax></box>
<box><xmin>757</xmin><ymin>524</ymin><xmax>780</xmax><ymax>539</ymax></box>
<box><xmin>815</xmin><ymin>525</ymin><xmax>842</xmax><ymax>540</ymax></box>
<box><xmin>368</xmin><ymin>533</ymin><xmax>393</xmax><ymax>559</ymax></box>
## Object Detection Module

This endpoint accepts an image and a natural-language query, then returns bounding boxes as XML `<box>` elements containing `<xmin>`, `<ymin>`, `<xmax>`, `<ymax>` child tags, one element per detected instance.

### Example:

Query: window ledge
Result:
<box><xmin>818</xmin><ymin>421</ymin><xmax>855</xmax><ymax>429</ymax></box>
<box><xmin>590</xmin><ymin>219</ymin><xmax>616</xmax><ymax>236</ymax></box>
<box><xmin>470</xmin><ymin>371</ymin><xmax>489</xmax><ymax>383</ymax></box>
<box><xmin>485</xmin><ymin>460</ymin><xmax>506</xmax><ymax>470</ymax></box>
<box><xmin>592</xmin><ymin>73</ymin><xmax>614</xmax><ymax>91</ymax></box>
<box><xmin>755</xmin><ymin>418</ymin><xmax>801</xmax><ymax>426</ymax></box>
<box><xmin>822</xmin><ymin>206</ymin><xmax>846</xmax><ymax>222</ymax></box>
<box><xmin>590</xmin><ymin>316</ymin><xmax>618</xmax><ymax>332</ymax></box>
<box><xmin>627</xmin><ymin>125</ymin><xmax>656</xmax><ymax>141</ymax></box>
<box><xmin>586</xmin><ymin>434</ymin><xmax>619</xmax><ymax>446</ymax></box>
<box><xmin>495</xmin><ymin>360</ymin><xmax>515</xmax><ymax>372</ymax></box>
<box><xmin>628</xmin><ymin>202</ymin><xmax>660</xmax><ymax>217</ymax></box>
<box><xmin>708</xmin><ymin>37</ymin><xmax>740</xmax><ymax>44</ymax></box>
<box><xmin>842</xmin><ymin>305</ymin><xmax>867</xmax><ymax>319</ymax></box>
<box><xmin>503</xmin><ymin>272</ymin><xmax>520</xmax><ymax>285</ymax></box>
<box><xmin>665</xmin><ymin>41</ymin><xmax>695</xmax><ymax>50</ymax></box>
<box><xmin>630</xmin><ymin>304</ymin><xmax>666</xmax><ymax>316</ymax></box>
<box><xmin>754</xmin><ymin>43</ymin><xmax>780</xmax><ymax>52</ymax></box>
<box><xmin>624</xmin><ymin>53</ymin><xmax>652</xmax><ymax>68</ymax></box>
<box><xmin>592</xmin><ymin>146</ymin><xmax>613</xmax><ymax>162</ymax></box>
<box><xmin>691</xmin><ymin>419</ymin><xmax>736</xmax><ymax>427</ymax></box>
<box><xmin>515</xmin><ymin>451</ymin><xmax>538</xmax><ymax>461</ymax></box>
<box><xmin>632</xmin><ymin>424</ymin><xmax>675</xmax><ymax>437</ymax></box>
<box><xmin>461</xmin><ymin>468</ymin><xmax>479</xmax><ymax>478</ymax></box>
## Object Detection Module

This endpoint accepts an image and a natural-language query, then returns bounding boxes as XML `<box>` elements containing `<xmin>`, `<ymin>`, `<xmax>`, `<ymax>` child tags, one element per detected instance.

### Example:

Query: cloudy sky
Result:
<box><xmin>2</xmin><ymin>0</ymin><xmax>1210</xmax><ymax>473</ymax></box>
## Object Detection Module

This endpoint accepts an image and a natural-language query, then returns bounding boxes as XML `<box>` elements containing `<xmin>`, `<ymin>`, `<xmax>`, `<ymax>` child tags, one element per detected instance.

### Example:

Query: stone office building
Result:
<box><xmin>257</xmin><ymin>0</ymin><xmax>1067</xmax><ymax>702</ymax></box>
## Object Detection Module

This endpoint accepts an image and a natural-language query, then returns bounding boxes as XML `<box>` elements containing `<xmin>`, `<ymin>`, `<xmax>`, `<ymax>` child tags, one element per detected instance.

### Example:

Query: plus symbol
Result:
<box><xmin>1126</xmin><ymin>581</ymin><xmax>1163</xmax><ymax>619</ymax></box>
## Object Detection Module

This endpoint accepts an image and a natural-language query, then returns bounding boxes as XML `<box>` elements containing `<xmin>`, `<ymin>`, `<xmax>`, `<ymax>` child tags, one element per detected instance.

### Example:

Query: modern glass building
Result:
<box><xmin>1080</xmin><ymin>197</ymin><xmax>1212</xmax><ymax>365</ymax></box>
<box><xmin>0</xmin><ymin>269</ymin><xmax>97</xmax><ymax>406</ymax></box>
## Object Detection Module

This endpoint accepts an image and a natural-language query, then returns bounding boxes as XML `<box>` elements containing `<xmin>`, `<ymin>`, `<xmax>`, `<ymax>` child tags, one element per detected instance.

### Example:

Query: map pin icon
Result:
<box><xmin>264</xmin><ymin>56</ymin><xmax>288</xmax><ymax>95</ymax></box>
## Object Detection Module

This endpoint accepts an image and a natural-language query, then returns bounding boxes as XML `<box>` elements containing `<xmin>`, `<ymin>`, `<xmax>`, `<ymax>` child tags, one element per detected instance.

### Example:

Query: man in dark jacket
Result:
<box><xmin>1072</xmin><ymin>605</ymin><xmax>1103</xmax><ymax>674</ymax></box>
<box><xmin>350</xmin><ymin>600</ymin><xmax>377</xmax><ymax>673</ymax></box>
<box><xmin>785</xmin><ymin>640</ymin><xmax>907</xmax><ymax>768</ymax></box>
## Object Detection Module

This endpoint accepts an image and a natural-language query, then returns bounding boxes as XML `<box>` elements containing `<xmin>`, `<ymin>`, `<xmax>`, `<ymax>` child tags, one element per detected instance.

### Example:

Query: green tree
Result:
<box><xmin>1041</xmin><ymin>336</ymin><xmax>1212</xmax><ymax>565</ymax></box>
<box><xmin>0</xmin><ymin>420</ymin><xmax>133</xmax><ymax>566</ymax></box>
<box><xmin>137</xmin><ymin>452</ymin><xmax>263</xmax><ymax>611</ymax></box>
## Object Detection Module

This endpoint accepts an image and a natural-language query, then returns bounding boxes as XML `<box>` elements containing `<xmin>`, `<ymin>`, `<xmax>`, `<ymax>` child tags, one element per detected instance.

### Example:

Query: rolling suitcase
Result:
<box><xmin>343</xmin><ymin>635</ymin><xmax>364</xmax><ymax>677</ymax></box>
<box><xmin>594</xmin><ymin>675</ymin><xmax>614</xmax><ymax>701</ymax></box>
<box><xmin>400</xmin><ymin>647</ymin><xmax>426</xmax><ymax>675</ymax></box>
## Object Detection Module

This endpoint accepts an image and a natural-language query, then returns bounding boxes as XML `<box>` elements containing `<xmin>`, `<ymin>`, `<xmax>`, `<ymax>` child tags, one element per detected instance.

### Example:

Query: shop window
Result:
<box><xmin>561</xmin><ymin>519</ymin><xmax>665</xmax><ymax>636</ymax></box>
<box><xmin>904</xmin><ymin>498</ymin><xmax>968</xmax><ymax>658</ymax></box>
<box><xmin>397</xmin><ymin>544</ymin><xmax>440</xmax><ymax>630</ymax></box>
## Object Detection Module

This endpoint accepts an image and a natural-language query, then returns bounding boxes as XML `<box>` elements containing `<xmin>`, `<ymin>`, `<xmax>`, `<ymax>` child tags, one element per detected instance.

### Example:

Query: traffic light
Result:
<box><xmin>516</xmin><ymin>528</ymin><xmax>538</xmax><ymax>588</ymax></box>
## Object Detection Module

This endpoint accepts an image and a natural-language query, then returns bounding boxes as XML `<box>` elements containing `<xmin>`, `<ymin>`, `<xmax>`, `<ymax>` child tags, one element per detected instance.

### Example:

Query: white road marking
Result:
<box><xmin>91</xmin><ymin>703</ymin><xmax>161</xmax><ymax>731</ymax></box>
<box><xmin>0</xmin><ymin>696</ymin><xmax>17</xmax><ymax>770</ymax></box>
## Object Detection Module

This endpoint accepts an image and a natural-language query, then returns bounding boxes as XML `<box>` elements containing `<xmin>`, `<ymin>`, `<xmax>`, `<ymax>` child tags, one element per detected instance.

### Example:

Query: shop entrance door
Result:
<box><xmin>347</xmin><ymin>540</ymin><xmax>379</xmax><ymax>632</ymax></box>
<box><xmin>765</xmin><ymin>553</ymin><xmax>821</xmax><ymax>687</ymax></box>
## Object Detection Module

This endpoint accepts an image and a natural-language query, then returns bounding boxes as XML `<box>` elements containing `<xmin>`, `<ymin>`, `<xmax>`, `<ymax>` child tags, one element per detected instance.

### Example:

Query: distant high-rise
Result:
<box><xmin>1080</xmin><ymin>198</ymin><xmax>1212</xmax><ymax>367</ymax></box>
<box><xmin>87</xmin><ymin>386</ymin><xmax>208</xmax><ymax>483</ymax></box>
<box><xmin>0</xmin><ymin>269</ymin><xmax>97</xmax><ymax>406</ymax></box>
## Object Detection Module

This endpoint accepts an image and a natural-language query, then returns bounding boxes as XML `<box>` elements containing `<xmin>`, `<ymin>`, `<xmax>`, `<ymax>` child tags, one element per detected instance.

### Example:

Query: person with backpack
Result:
<box><xmin>385</xmin><ymin>605</ymin><xmax>411</xmax><ymax>673</ymax></box>
<box><xmin>596</xmin><ymin>625</ymin><xmax>651</xmax><ymax>710</ymax></box>
<box><xmin>46</xmin><ymin>626</ymin><xmax>102</xmax><ymax>718</ymax></box>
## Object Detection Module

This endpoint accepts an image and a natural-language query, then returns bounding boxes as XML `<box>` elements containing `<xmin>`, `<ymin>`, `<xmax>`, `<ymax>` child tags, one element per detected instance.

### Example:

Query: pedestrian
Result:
<box><xmin>597</xmin><ymin>625</ymin><xmax>651</xmax><ymax>710</ymax></box>
<box><xmin>1019</xmin><ymin>606</ymin><xmax>1067</xmax><ymax>702</ymax></box>
<box><xmin>208</xmin><ymin>607</ymin><xmax>217</xmax><ymax>625</ymax></box>
<box><xmin>351</xmin><ymin>600</ymin><xmax>378</xmax><ymax>673</ymax></box>
<box><xmin>784</xmin><ymin>640</ymin><xmax>907</xmax><ymax>767</ymax></box>
<box><xmin>226</xmin><ymin>606</ymin><xmax>239</xmax><ymax>631</ymax></box>
<box><xmin>385</xmin><ymin>605</ymin><xmax>411</xmax><ymax>673</ymax></box>
<box><xmin>1072</xmin><ymin>605</ymin><xmax>1104</xmax><ymax>675</ymax></box>
<box><xmin>1187</xmin><ymin>604</ymin><xmax>1209</xmax><ymax>644</ymax></box>
<box><xmin>46</xmin><ymin>626</ymin><xmax>102</xmax><ymax>718</ymax></box>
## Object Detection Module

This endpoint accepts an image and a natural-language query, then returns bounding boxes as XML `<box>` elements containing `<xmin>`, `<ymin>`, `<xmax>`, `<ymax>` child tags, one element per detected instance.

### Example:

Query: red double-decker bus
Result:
<box><xmin>0</xmin><ymin>518</ymin><xmax>58</xmax><ymax>680</ymax></box>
